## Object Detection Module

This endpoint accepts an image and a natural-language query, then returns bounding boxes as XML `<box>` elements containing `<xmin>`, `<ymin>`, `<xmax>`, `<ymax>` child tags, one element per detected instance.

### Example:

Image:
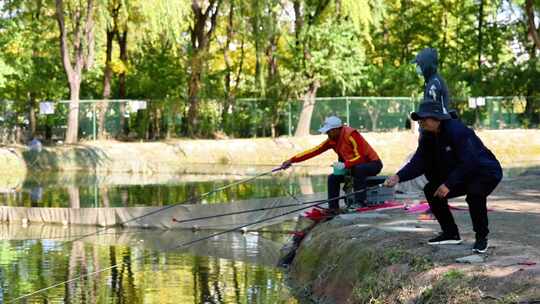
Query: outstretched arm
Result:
<box><xmin>284</xmin><ymin>139</ymin><xmax>333</xmax><ymax>165</ymax></box>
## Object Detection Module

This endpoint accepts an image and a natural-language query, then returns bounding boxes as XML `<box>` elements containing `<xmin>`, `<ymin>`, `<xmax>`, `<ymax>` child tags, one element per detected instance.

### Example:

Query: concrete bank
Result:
<box><xmin>6</xmin><ymin>129</ymin><xmax>540</xmax><ymax>175</ymax></box>
<box><xmin>287</xmin><ymin>174</ymin><xmax>540</xmax><ymax>303</ymax></box>
<box><xmin>0</xmin><ymin>147</ymin><xmax>27</xmax><ymax>191</ymax></box>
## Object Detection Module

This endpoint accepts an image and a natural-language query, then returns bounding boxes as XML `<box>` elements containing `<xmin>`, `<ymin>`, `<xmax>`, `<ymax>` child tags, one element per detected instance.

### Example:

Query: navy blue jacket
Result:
<box><xmin>416</xmin><ymin>48</ymin><xmax>451</xmax><ymax>114</ymax></box>
<box><xmin>397</xmin><ymin>119</ymin><xmax>502</xmax><ymax>190</ymax></box>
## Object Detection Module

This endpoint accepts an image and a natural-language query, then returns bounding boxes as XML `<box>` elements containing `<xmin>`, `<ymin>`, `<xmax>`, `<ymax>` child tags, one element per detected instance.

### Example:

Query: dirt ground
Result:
<box><xmin>288</xmin><ymin>170</ymin><xmax>540</xmax><ymax>304</ymax></box>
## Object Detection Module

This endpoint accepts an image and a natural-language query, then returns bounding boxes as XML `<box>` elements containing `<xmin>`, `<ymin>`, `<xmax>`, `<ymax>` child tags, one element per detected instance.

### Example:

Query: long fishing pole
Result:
<box><xmin>12</xmin><ymin>187</ymin><xmax>373</xmax><ymax>242</ymax></box>
<box><xmin>53</xmin><ymin>166</ymin><xmax>286</xmax><ymax>246</ymax></box>
<box><xmin>171</xmin><ymin>194</ymin><xmax>337</xmax><ymax>225</ymax></box>
<box><xmin>9</xmin><ymin>185</ymin><xmax>383</xmax><ymax>302</ymax></box>
<box><xmin>8</xmin><ymin>188</ymin><xmax>355</xmax><ymax>303</ymax></box>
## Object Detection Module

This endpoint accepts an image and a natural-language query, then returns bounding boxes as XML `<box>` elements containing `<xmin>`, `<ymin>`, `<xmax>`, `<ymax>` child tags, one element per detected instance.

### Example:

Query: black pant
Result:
<box><xmin>424</xmin><ymin>171</ymin><xmax>502</xmax><ymax>240</ymax></box>
<box><xmin>327</xmin><ymin>160</ymin><xmax>383</xmax><ymax>210</ymax></box>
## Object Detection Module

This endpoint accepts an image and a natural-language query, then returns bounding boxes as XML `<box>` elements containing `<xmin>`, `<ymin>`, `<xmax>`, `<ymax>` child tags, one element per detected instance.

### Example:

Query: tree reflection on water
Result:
<box><xmin>0</xmin><ymin>171</ymin><xmax>325</xmax><ymax>208</ymax></box>
<box><xmin>0</xmin><ymin>227</ymin><xmax>297</xmax><ymax>303</ymax></box>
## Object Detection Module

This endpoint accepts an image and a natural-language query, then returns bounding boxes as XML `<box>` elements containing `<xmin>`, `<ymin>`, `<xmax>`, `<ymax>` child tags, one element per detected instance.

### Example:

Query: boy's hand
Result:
<box><xmin>281</xmin><ymin>160</ymin><xmax>292</xmax><ymax>169</ymax></box>
<box><xmin>332</xmin><ymin>162</ymin><xmax>345</xmax><ymax>170</ymax></box>
<box><xmin>383</xmin><ymin>175</ymin><xmax>400</xmax><ymax>187</ymax></box>
<box><xmin>434</xmin><ymin>184</ymin><xmax>450</xmax><ymax>198</ymax></box>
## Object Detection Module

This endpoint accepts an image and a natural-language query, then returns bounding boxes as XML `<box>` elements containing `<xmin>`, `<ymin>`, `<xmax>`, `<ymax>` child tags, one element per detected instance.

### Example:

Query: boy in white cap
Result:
<box><xmin>282</xmin><ymin>116</ymin><xmax>383</xmax><ymax>213</ymax></box>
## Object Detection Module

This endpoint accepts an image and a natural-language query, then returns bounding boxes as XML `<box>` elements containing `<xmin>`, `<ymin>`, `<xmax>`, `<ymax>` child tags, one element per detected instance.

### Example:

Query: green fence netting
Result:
<box><xmin>1</xmin><ymin>96</ymin><xmax>539</xmax><ymax>143</ymax></box>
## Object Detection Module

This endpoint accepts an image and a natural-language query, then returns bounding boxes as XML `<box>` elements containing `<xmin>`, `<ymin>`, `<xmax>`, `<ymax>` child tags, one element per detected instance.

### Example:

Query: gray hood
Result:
<box><xmin>412</xmin><ymin>48</ymin><xmax>438</xmax><ymax>79</ymax></box>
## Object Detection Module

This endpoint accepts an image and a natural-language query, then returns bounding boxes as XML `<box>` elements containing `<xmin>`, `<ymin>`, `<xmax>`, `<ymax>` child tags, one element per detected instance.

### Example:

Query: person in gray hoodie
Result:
<box><xmin>412</xmin><ymin>48</ymin><xmax>453</xmax><ymax>116</ymax></box>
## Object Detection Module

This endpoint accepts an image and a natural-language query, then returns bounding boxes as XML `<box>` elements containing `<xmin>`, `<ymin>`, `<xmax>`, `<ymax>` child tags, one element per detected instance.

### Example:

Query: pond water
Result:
<box><xmin>0</xmin><ymin>170</ymin><xmax>328</xmax><ymax>208</ymax></box>
<box><xmin>0</xmin><ymin>169</ymin><xmax>319</xmax><ymax>303</ymax></box>
<box><xmin>0</xmin><ymin>226</ymin><xmax>297</xmax><ymax>303</ymax></box>
<box><xmin>1</xmin><ymin>165</ymin><xmax>534</xmax><ymax>209</ymax></box>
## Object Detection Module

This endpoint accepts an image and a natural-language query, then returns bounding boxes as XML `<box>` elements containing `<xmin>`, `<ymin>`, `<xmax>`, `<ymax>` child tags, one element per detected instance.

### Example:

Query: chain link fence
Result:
<box><xmin>284</xmin><ymin>96</ymin><xmax>540</xmax><ymax>135</ymax></box>
<box><xmin>1</xmin><ymin>96</ymin><xmax>539</xmax><ymax>144</ymax></box>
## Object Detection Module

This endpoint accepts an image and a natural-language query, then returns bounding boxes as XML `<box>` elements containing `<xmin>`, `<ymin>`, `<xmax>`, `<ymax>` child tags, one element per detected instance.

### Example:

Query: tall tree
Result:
<box><xmin>186</xmin><ymin>0</ymin><xmax>222</xmax><ymax>137</ymax></box>
<box><xmin>522</xmin><ymin>0</ymin><xmax>540</xmax><ymax>124</ymax></box>
<box><xmin>55</xmin><ymin>0</ymin><xmax>97</xmax><ymax>143</ymax></box>
<box><xmin>126</xmin><ymin>1</ymin><xmax>190</xmax><ymax>138</ymax></box>
<box><xmin>292</xmin><ymin>0</ymin><xmax>377</xmax><ymax>136</ymax></box>
<box><xmin>0</xmin><ymin>0</ymin><xmax>65</xmax><ymax>142</ymax></box>
<box><xmin>116</xmin><ymin>7</ymin><xmax>129</xmax><ymax>136</ymax></box>
<box><xmin>98</xmin><ymin>0</ymin><xmax>121</xmax><ymax>140</ymax></box>
<box><xmin>525</xmin><ymin>0</ymin><xmax>540</xmax><ymax>50</ymax></box>
<box><xmin>219</xmin><ymin>0</ymin><xmax>246</xmax><ymax>134</ymax></box>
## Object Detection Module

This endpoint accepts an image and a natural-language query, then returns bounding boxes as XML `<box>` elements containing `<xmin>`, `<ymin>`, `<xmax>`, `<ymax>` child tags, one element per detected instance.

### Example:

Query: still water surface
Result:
<box><xmin>1</xmin><ymin>170</ymin><xmax>321</xmax><ymax>303</ymax></box>
<box><xmin>0</xmin><ymin>171</ymin><xmax>327</xmax><ymax>208</ymax></box>
<box><xmin>0</xmin><ymin>227</ymin><xmax>297</xmax><ymax>303</ymax></box>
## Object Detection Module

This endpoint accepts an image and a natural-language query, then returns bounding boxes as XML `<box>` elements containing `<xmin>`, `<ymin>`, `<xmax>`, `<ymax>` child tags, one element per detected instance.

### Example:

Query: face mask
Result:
<box><xmin>416</xmin><ymin>65</ymin><xmax>423</xmax><ymax>76</ymax></box>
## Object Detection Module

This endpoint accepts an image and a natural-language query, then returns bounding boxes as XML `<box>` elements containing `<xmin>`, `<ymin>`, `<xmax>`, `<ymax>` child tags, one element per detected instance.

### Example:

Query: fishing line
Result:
<box><xmin>40</xmin><ymin>166</ymin><xmax>285</xmax><ymax>246</ymax></box>
<box><xmin>8</xmin><ymin>190</ymin><xmax>356</xmax><ymax>303</ymax></box>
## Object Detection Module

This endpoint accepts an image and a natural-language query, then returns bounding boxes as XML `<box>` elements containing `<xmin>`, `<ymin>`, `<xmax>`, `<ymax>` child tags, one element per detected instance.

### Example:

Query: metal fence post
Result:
<box><xmin>346</xmin><ymin>97</ymin><xmax>350</xmax><ymax>125</ymax></box>
<box><xmin>94</xmin><ymin>183</ymin><xmax>98</xmax><ymax>207</ymax></box>
<box><xmin>92</xmin><ymin>103</ymin><xmax>96</xmax><ymax>140</ymax></box>
<box><xmin>288</xmin><ymin>101</ymin><xmax>292</xmax><ymax>136</ymax></box>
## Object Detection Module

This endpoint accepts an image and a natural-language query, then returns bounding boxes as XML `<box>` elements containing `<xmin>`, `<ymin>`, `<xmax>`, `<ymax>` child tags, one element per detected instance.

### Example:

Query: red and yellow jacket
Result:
<box><xmin>288</xmin><ymin>126</ymin><xmax>380</xmax><ymax>168</ymax></box>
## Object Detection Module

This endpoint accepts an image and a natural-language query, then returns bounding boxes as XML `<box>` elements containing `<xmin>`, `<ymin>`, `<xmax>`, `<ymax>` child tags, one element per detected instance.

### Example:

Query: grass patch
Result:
<box><xmin>417</xmin><ymin>269</ymin><xmax>481</xmax><ymax>304</ymax></box>
<box><xmin>350</xmin><ymin>247</ymin><xmax>433</xmax><ymax>303</ymax></box>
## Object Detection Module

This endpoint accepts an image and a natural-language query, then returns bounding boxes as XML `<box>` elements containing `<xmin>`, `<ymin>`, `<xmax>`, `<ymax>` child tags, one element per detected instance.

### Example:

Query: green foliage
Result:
<box><xmin>0</xmin><ymin>0</ymin><xmax>538</xmax><ymax>140</ymax></box>
<box><xmin>442</xmin><ymin>269</ymin><xmax>466</xmax><ymax>280</ymax></box>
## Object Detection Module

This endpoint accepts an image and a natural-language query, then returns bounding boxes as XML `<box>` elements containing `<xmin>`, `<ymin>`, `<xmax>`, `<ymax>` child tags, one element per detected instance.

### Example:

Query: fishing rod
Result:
<box><xmin>48</xmin><ymin>166</ymin><xmax>286</xmax><ymax>246</ymax></box>
<box><xmin>8</xmin><ymin>188</ymin><xmax>357</xmax><ymax>303</ymax></box>
<box><xmin>13</xmin><ymin>187</ymin><xmax>374</xmax><ymax>242</ymax></box>
<box><xmin>171</xmin><ymin>194</ymin><xmax>338</xmax><ymax>225</ymax></box>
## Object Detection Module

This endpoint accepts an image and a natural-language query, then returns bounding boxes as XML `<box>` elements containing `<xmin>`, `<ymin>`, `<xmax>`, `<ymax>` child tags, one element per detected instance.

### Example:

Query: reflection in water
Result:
<box><xmin>0</xmin><ymin>224</ymin><xmax>297</xmax><ymax>303</ymax></box>
<box><xmin>2</xmin><ymin>165</ymin><xmax>534</xmax><ymax>209</ymax></box>
<box><xmin>0</xmin><ymin>171</ymin><xmax>325</xmax><ymax>208</ymax></box>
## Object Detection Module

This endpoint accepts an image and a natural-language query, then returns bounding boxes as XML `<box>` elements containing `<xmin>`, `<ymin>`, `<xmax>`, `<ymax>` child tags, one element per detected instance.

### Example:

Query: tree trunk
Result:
<box><xmin>100</xmin><ymin>187</ymin><xmax>110</xmax><ymax>208</ymax></box>
<box><xmin>254</xmin><ymin>23</ymin><xmax>266</xmax><ymax>98</ymax></box>
<box><xmin>524</xmin><ymin>24</ymin><xmax>539</xmax><ymax>126</ymax></box>
<box><xmin>65</xmin><ymin>80</ymin><xmax>81</xmax><ymax>143</ymax></box>
<box><xmin>186</xmin><ymin>0</ymin><xmax>222</xmax><ymax>137</ymax></box>
<box><xmin>475</xmin><ymin>0</ymin><xmax>485</xmax><ymax>127</ymax></box>
<box><xmin>28</xmin><ymin>92</ymin><xmax>37</xmax><ymax>138</ymax></box>
<box><xmin>68</xmin><ymin>186</ymin><xmax>80</xmax><ymax>209</ymax></box>
<box><xmin>187</xmin><ymin>53</ymin><xmax>202</xmax><ymax>137</ymax></box>
<box><xmin>477</xmin><ymin>0</ymin><xmax>484</xmax><ymax>68</ymax></box>
<box><xmin>55</xmin><ymin>0</ymin><xmax>95</xmax><ymax>144</ymax></box>
<box><xmin>525</xmin><ymin>0</ymin><xmax>540</xmax><ymax>50</ymax></box>
<box><xmin>155</xmin><ymin>107</ymin><xmax>161</xmax><ymax>139</ymax></box>
<box><xmin>222</xmin><ymin>0</ymin><xmax>235</xmax><ymax>133</ymax></box>
<box><xmin>99</xmin><ymin>29</ymin><xmax>115</xmax><ymax>140</ymax></box>
<box><xmin>117</xmin><ymin>29</ymin><xmax>129</xmax><ymax>137</ymax></box>
<box><xmin>367</xmin><ymin>105</ymin><xmax>380</xmax><ymax>131</ymax></box>
<box><xmin>295</xmin><ymin>80</ymin><xmax>319</xmax><ymax>137</ymax></box>
<box><xmin>266</xmin><ymin>29</ymin><xmax>280</xmax><ymax>137</ymax></box>
<box><xmin>441</xmin><ymin>5</ymin><xmax>448</xmax><ymax>68</ymax></box>
<box><xmin>292</xmin><ymin>0</ymin><xmax>328</xmax><ymax>137</ymax></box>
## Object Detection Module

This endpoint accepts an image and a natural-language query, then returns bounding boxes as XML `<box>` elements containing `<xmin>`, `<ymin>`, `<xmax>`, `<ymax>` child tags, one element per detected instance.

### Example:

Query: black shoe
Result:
<box><xmin>472</xmin><ymin>238</ymin><xmax>489</xmax><ymax>253</ymax></box>
<box><xmin>428</xmin><ymin>233</ymin><xmax>463</xmax><ymax>245</ymax></box>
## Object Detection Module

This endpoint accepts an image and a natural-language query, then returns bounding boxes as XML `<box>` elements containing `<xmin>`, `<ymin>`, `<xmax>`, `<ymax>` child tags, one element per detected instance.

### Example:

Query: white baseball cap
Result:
<box><xmin>318</xmin><ymin>116</ymin><xmax>343</xmax><ymax>134</ymax></box>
